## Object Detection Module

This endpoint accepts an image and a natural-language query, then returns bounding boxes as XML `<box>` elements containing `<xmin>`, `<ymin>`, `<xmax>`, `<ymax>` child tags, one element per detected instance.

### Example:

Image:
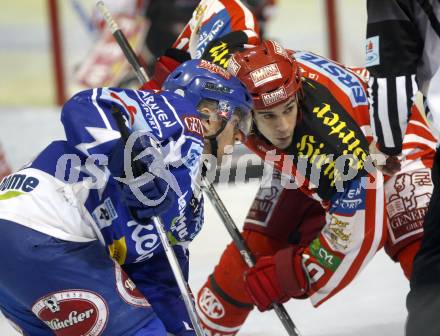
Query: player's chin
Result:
<box><xmin>274</xmin><ymin>137</ymin><xmax>292</xmax><ymax>149</ymax></box>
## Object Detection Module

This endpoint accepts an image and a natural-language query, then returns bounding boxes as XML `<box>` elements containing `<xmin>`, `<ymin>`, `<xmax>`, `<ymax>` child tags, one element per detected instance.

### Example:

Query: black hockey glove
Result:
<box><xmin>201</xmin><ymin>31</ymin><xmax>249</xmax><ymax>69</ymax></box>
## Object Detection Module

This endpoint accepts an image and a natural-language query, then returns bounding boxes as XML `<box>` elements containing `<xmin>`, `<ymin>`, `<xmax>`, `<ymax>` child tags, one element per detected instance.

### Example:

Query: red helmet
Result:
<box><xmin>227</xmin><ymin>40</ymin><xmax>302</xmax><ymax>110</ymax></box>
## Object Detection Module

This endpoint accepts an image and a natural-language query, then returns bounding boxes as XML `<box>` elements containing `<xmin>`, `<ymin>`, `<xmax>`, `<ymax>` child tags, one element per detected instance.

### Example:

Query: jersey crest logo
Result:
<box><xmin>32</xmin><ymin>290</ymin><xmax>108</xmax><ymax>336</ymax></box>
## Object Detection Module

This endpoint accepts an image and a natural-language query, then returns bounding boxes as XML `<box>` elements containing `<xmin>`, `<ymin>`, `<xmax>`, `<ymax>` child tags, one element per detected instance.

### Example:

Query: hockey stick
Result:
<box><xmin>96</xmin><ymin>1</ymin><xmax>149</xmax><ymax>85</ymax></box>
<box><xmin>97</xmin><ymin>2</ymin><xmax>301</xmax><ymax>334</ymax></box>
<box><xmin>96</xmin><ymin>2</ymin><xmax>205</xmax><ymax>335</ymax></box>
<box><xmin>201</xmin><ymin>180</ymin><xmax>302</xmax><ymax>336</ymax></box>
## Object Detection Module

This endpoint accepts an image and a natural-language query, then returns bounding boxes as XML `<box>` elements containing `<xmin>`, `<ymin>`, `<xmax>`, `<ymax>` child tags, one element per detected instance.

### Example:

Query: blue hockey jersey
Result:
<box><xmin>0</xmin><ymin>87</ymin><xmax>205</xmax><ymax>265</ymax></box>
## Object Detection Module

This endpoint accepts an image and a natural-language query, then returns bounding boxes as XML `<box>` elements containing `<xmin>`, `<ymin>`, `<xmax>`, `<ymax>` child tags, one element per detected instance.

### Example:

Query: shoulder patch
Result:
<box><xmin>365</xmin><ymin>36</ymin><xmax>380</xmax><ymax>67</ymax></box>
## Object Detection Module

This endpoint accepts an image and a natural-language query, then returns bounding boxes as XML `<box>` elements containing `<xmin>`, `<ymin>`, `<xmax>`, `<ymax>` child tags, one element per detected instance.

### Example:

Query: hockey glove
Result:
<box><xmin>201</xmin><ymin>31</ymin><xmax>249</xmax><ymax>69</ymax></box>
<box><xmin>121</xmin><ymin>174</ymin><xmax>173</xmax><ymax>221</ymax></box>
<box><xmin>109</xmin><ymin>138</ymin><xmax>175</xmax><ymax>221</ymax></box>
<box><xmin>244</xmin><ymin>246</ymin><xmax>309</xmax><ymax>311</ymax></box>
<box><xmin>140</xmin><ymin>48</ymin><xmax>191</xmax><ymax>90</ymax></box>
<box><xmin>369</xmin><ymin>141</ymin><xmax>401</xmax><ymax>176</ymax></box>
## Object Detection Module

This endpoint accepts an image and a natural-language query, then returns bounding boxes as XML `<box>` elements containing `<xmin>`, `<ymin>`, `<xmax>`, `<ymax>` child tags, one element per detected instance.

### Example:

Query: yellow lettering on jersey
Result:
<box><xmin>312</xmin><ymin>103</ymin><xmax>368</xmax><ymax>171</ymax></box>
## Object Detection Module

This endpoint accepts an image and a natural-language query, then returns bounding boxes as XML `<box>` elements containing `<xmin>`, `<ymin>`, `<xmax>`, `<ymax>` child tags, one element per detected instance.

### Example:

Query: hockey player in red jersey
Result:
<box><xmin>195</xmin><ymin>40</ymin><xmax>437</xmax><ymax>335</ymax></box>
<box><xmin>140</xmin><ymin>0</ymin><xmax>261</xmax><ymax>93</ymax></box>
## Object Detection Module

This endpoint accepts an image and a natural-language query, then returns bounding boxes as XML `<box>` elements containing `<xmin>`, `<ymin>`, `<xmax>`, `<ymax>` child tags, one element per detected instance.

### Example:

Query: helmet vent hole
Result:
<box><xmin>172</xmin><ymin>72</ymin><xmax>182</xmax><ymax>79</ymax></box>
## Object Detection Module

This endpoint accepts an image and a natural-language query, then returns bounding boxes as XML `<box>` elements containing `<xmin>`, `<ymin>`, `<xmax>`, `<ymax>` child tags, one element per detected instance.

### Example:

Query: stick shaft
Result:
<box><xmin>201</xmin><ymin>180</ymin><xmax>302</xmax><ymax>336</ymax></box>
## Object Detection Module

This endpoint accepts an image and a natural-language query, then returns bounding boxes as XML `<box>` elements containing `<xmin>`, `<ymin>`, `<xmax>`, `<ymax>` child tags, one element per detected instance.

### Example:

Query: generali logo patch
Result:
<box><xmin>261</xmin><ymin>86</ymin><xmax>287</xmax><ymax>107</ymax></box>
<box><xmin>32</xmin><ymin>290</ymin><xmax>108</xmax><ymax>335</ymax></box>
<box><xmin>184</xmin><ymin>116</ymin><xmax>204</xmax><ymax>137</ymax></box>
<box><xmin>250</xmin><ymin>64</ymin><xmax>282</xmax><ymax>87</ymax></box>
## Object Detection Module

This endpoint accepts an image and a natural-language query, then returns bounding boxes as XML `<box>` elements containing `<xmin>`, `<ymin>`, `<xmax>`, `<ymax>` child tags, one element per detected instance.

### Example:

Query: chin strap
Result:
<box><xmin>209</xmin><ymin>137</ymin><xmax>220</xmax><ymax>159</ymax></box>
<box><xmin>205</xmin><ymin>118</ymin><xmax>227</xmax><ymax>158</ymax></box>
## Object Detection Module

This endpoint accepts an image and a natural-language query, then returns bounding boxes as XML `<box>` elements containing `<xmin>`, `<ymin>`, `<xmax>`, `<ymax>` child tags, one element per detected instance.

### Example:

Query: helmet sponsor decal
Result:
<box><xmin>197</xmin><ymin>60</ymin><xmax>231</xmax><ymax>79</ymax></box>
<box><xmin>198</xmin><ymin>287</ymin><xmax>225</xmax><ymax>319</ymax></box>
<box><xmin>270</xmin><ymin>40</ymin><xmax>289</xmax><ymax>59</ymax></box>
<box><xmin>261</xmin><ymin>86</ymin><xmax>287</xmax><ymax>107</ymax></box>
<box><xmin>250</xmin><ymin>64</ymin><xmax>282</xmax><ymax>87</ymax></box>
<box><xmin>114</xmin><ymin>261</ymin><xmax>150</xmax><ymax>307</ymax></box>
<box><xmin>32</xmin><ymin>290</ymin><xmax>108</xmax><ymax>335</ymax></box>
<box><xmin>204</xmin><ymin>82</ymin><xmax>232</xmax><ymax>94</ymax></box>
<box><xmin>227</xmin><ymin>56</ymin><xmax>241</xmax><ymax>76</ymax></box>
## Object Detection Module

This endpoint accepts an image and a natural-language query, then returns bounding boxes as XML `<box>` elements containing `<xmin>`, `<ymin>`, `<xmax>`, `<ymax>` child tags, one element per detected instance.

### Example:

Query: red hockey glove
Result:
<box><xmin>140</xmin><ymin>48</ymin><xmax>191</xmax><ymax>90</ymax></box>
<box><xmin>244</xmin><ymin>246</ymin><xmax>309</xmax><ymax>311</ymax></box>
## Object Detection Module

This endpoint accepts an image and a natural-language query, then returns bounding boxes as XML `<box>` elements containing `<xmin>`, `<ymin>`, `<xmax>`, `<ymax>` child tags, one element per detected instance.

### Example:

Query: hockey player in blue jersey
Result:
<box><xmin>0</xmin><ymin>59</ymin><xmax>252</xmax><ymax>336</ymax></box>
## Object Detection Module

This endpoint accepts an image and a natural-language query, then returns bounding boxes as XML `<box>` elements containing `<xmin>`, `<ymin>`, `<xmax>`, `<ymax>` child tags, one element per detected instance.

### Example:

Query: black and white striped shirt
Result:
<box><xmin>366</xmin><ymin>0</ymin><xmax>440</xmax><ymax>155</ymax></box>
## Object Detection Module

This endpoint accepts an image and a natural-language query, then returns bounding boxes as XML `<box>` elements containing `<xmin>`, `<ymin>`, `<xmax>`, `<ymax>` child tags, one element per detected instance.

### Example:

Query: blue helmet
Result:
<box><xmin>163</xmin><ymin>59</ymin><xmax>253</xmax><ymax>127</ymax></box>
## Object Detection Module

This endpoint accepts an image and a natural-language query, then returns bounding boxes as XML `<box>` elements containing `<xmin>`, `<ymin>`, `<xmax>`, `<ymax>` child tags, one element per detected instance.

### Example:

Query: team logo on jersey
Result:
<box><xmin>0</xmin><ymin>173</ymin><xmax>39</xmax><ymax>200</ymax></box>
<box><xmin>114</xmin><ymin>260</ymin><xmax>150</xmax><ymax>307</ymax></box>
<box><xmin>198</xmin><ymin>287</ymin><xmax>225</xmax><ymax>319</ymax></box>
<box><xmin>184</xmin><ymin>116</ymin><xmax>204</xmax><ymax>137</ymax></box>
<box><xmin>261</xmin><ymin>86</ymin><xmax>287</xmax><ymax>107</ymax></box>
<box><xmin>387</xmin><ymin>170</ymin><xmax>432</xmax><ymax>243</ymax></box>
<box><xmin>32</xmin><ymin>290</ymin><xmax>108</xmax><ymax>335</ymax></box>
<box><xmin>250</xmin><ymin>64</ymin><xmax>282</xmax><ymax>87</ymax></box>
<box><xmin>365</xmin><ymin>36</ymin><xmax>380</xmax><ymax>67</ymax></box>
